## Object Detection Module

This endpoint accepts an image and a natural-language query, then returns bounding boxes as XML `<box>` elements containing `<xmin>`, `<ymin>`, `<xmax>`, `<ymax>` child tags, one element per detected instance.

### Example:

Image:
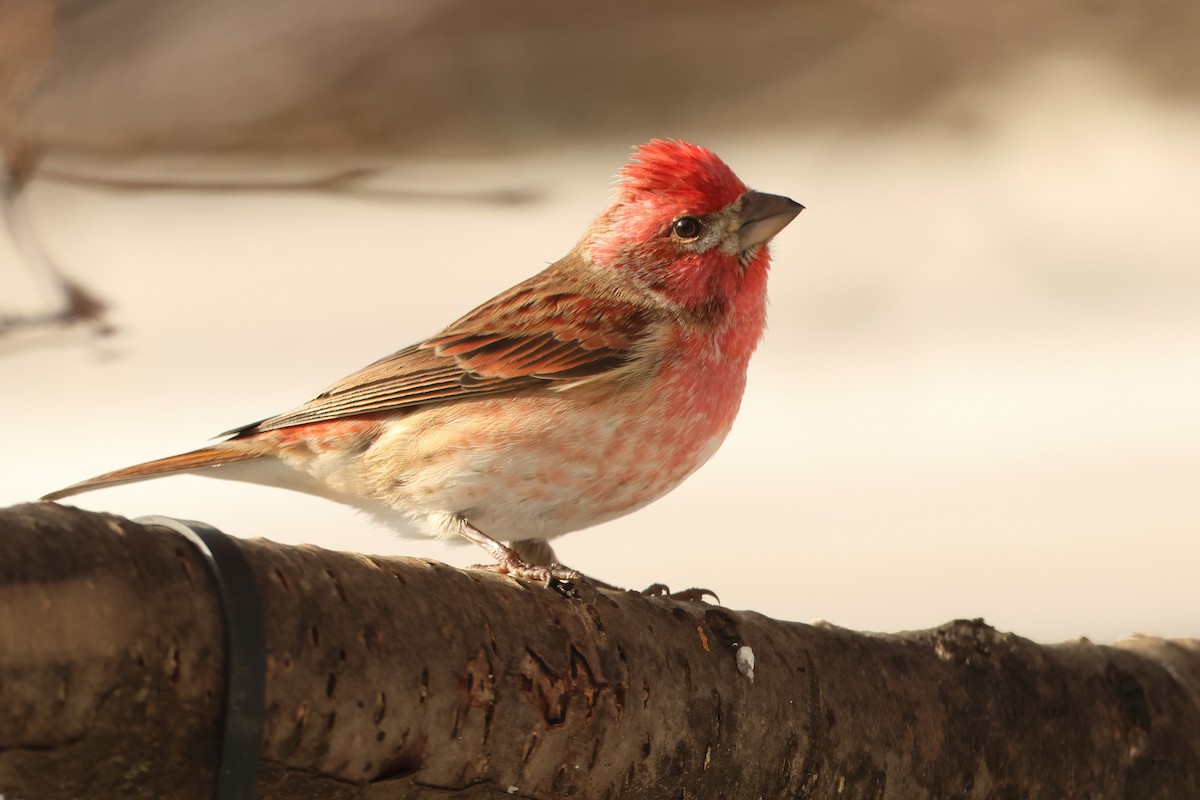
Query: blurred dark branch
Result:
<box><xmin>0</xmin><ymin>150</ymin><xmax>112</xmax><ymax>336</ymax></box>
<box><xmin>36</xmin><ymin>165</ymin><xmax>541</xmax><ymax>205</ymax></box>
<box><xmin>0</xmin><ymin>0</ymin><xmax>111</xmax><ymax>336</ymax></box>
<box><xmin>7</xmin><ymin>0</ymin><xmax>1200</xmax><ymax>174</ymax></box>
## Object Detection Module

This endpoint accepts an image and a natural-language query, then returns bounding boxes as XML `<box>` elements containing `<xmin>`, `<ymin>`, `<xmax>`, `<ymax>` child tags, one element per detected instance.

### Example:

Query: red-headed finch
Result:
<box><xmin>43</xmin><ymin>140</ymin><xmax>803</xmax><ymax>587</ymax></box>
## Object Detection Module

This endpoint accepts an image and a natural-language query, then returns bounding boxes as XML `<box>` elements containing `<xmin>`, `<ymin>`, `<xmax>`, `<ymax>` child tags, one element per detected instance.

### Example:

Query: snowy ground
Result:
<box><xmin>3</xmin><ymin>57</ymin><xmax>1198</xmax><ymax>643</ymax></box>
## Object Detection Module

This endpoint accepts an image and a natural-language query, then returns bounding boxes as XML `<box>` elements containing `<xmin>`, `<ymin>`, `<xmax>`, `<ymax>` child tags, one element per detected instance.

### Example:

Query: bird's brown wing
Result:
<box><xmin>234</xmin><ymin>269</ymin><xmax>652</xmax><ymax>436</ymax></box>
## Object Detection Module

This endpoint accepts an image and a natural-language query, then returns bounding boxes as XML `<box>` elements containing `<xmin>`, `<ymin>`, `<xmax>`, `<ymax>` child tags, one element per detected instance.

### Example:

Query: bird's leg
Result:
<box><xmin>457</xmin><ymin>519</ymin><xmax>581</xmax><ymax>593</ymax></box>
<box><xmin>0</xmin><ymin>146</ymin><xmax>111</xmax><ymax>335</ymax></box>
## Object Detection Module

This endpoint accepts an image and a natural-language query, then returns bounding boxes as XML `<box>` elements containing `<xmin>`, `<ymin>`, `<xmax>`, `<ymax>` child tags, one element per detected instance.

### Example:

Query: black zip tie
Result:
<box><xmin>137</xmin><ymin>516</ymin><xmax>266</xmax><ymax>800</ymax></box>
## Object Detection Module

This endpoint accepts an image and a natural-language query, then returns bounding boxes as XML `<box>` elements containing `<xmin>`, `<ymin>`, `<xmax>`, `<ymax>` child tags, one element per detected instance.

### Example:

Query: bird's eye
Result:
<box><xmin>671</xmin><ymin>216</ymin><xmax>704</xmax><ymax>241</ymax></box>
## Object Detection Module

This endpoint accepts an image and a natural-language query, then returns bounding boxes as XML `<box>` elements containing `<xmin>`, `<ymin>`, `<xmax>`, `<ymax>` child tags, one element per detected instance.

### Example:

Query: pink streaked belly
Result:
<box><xmin>388</xmin><ymin>357</ymin><xmax>749</xmax><ymax>540</ymax></box>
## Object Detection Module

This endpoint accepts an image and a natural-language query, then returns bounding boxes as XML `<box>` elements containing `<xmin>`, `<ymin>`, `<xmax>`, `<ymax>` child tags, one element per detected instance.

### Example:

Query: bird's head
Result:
<box><xmin>584</xmin><ymin>139</ymin><xmax>802</xmax><ymax>316</ymax></box>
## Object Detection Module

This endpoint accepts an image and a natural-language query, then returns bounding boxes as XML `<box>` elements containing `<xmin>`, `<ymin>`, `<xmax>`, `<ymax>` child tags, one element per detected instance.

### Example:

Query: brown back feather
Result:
<box><xmin>234</xmin><ymin>255</ymin><xmax>658</xmax><ymax>436</ymax></box>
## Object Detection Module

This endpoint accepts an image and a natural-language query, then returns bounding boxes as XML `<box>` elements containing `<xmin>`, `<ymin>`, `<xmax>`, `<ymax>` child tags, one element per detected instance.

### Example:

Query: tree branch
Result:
<box><xmin>1</xmin><ymin>503</ymin><xmax>1197</xmax><ymax>799</ymax></box>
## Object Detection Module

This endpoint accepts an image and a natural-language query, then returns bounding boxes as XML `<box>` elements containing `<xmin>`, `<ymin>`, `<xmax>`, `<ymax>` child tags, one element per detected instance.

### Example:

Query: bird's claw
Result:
<box><xmin>641</xmin><ymin>583</ymin><xmax>720</xmax><ymax>604</ymax></box>
<box><xmin>470</xmin><ymin>558</ymin><xmax>583</xmax><ymax>598</ymax></box>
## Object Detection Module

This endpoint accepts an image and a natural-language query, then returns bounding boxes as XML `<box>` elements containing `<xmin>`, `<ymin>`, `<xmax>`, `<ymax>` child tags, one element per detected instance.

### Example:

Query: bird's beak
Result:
<box><xmin>737</xmin><ymin>190</ymin><xmax>804</xmax><ymax>251</ymax></box>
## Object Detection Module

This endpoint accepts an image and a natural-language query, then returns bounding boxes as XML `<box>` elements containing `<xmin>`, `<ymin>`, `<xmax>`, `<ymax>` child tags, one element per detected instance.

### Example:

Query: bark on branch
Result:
<box><xmin>1</xmin><ymin>503</ymin><xmax>1198</xmax><ymax>799</ymax></box>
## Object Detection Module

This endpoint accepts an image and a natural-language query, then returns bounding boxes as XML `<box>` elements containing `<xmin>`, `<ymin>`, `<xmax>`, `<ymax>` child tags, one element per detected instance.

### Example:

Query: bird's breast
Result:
<box><xmin>341</xmin><ymin>335</ymin><xmax>751</xmax><ymax>542</ymax></box>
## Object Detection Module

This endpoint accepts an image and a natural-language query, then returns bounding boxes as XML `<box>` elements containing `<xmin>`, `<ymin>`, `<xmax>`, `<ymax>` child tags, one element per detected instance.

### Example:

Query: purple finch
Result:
<box><xmin>44</xmin><ymin>140</ymin><xmax>803</xmax><ymax>586</ymax></box>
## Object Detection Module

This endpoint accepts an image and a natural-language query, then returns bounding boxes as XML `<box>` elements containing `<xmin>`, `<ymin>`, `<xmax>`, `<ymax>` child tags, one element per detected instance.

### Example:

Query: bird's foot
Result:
<box><xmin>458</xmin><ymin>520</ymin><xmax>583</xmax><ymax>596</ymax></box>
<box><xmin>570</xmin><ymin>575</ymin><xmax>719</xmax><ymax>603</ymax></box>
<box><xmin>641</xmin><ymin>583</ymin><xmax>720</xmax><ymax>604</ymax></box>
<box><xmin>470</xmin><ymin>556</ymin><xmax>582</xmax><ymax>597</ymax></box>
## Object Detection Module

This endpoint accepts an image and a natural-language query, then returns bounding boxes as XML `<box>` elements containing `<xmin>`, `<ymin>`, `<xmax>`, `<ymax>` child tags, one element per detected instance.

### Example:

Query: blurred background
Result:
<box><xmin>2</xmin><ymin>0</ymin><xmax>1198</xmax><ymax>642</ymax></box>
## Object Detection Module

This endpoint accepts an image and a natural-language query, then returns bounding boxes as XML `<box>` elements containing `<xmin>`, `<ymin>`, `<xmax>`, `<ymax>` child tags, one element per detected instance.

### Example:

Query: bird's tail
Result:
<box><xmin>41</xmin><ymin>445</ymin><xmax>263</xmax><ymax>501</ymax></box>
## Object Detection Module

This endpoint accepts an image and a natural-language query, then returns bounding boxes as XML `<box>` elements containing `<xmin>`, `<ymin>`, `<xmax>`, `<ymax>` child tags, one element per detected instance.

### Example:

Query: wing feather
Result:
<box><xmin>232</xmin><ymin>262</ymin><xmax>654</xmax><ymax>437</ymax></box>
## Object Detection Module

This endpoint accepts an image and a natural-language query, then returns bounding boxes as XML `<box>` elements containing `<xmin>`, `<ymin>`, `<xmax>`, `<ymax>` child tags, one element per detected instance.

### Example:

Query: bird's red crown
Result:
<box><xmin>616</xmin><ymin>139</ymin><xmax>747</xmax><ymax>214</ymax></box>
